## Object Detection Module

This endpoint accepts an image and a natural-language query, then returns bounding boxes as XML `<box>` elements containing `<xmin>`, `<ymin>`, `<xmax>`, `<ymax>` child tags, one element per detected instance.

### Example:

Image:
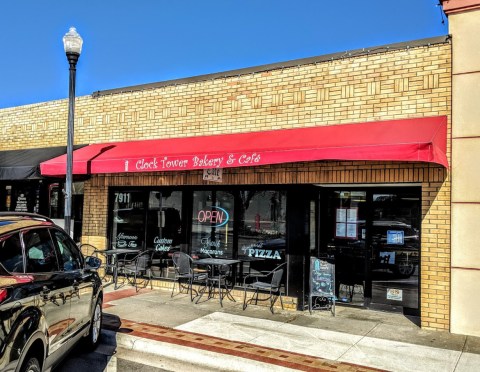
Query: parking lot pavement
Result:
<box><xmin>101</xmin><ymin>285</ymin><xmax>480</xmax><ymax>372</ymax></box>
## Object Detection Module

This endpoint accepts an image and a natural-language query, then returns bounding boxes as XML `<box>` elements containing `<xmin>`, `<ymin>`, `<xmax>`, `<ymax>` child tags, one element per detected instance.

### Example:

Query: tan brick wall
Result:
<box><xmin>0</xmin><ymin>41</ymin><xmax>451</xmax><ymax>330</ymax></box>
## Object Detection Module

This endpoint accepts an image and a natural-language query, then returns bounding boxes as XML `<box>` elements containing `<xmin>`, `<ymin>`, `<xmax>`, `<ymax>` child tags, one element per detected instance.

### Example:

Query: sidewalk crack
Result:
<box><xmin>452</xmin><ymin>337</ymin><xmax>468</xmax><ymax>371</ymax></box>
<box><xmin>336</xmin><ymin>322</ymin><xmax>379</xmax><ymax>361</ymax></box>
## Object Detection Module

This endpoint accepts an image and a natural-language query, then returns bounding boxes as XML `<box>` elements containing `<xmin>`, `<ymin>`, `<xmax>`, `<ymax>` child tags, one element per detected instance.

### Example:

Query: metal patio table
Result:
<box><xmin>194</xmin><ymin>258</ymin><xmax>241</xmax><ymax>306</ymax></box>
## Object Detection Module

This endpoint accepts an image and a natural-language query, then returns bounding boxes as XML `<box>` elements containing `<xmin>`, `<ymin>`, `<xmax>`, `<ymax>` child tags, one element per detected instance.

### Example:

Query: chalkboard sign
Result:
<box><xmin>309</xmin><ymin>257</ymin><xmax>335</xmax><ymax>315</ymax></box>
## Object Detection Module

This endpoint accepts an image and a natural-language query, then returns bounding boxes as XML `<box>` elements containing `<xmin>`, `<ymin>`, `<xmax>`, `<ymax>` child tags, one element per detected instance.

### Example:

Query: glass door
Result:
<box><xmin>370</xmin><ymin>190</ymin><xmax>420</xmax><ymax>311</ymax></box>
<box><xmin>319</xmin><ymin>187</ymin><xmax>421</xmax><ymax>312</ymax></box>
<box><xmin>321</xmin><ymin>190</ymin><xmax>368</xmax><ymax>306</ymax></box>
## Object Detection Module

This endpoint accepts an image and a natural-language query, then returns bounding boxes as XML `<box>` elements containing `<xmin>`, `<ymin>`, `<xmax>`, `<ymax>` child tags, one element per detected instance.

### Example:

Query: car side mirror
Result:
<box><xmin>85</xmin><ymin>256</ymin><xmax>102</xmax><ymax>270</ymax></box>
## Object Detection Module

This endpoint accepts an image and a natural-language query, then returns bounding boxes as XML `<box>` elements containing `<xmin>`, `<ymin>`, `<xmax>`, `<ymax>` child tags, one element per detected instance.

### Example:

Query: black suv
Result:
<box><xmin>0</xmin><ymin>213</ymin><xmax>103</xmax><ymax>372</ymax></box>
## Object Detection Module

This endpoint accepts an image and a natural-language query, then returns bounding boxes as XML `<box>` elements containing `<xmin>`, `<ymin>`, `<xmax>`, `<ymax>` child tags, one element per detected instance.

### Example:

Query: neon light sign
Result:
<box><xmin>197</xmin><ymin>206</ymin><xmax>229</xmax><ymax>227</ymax></box>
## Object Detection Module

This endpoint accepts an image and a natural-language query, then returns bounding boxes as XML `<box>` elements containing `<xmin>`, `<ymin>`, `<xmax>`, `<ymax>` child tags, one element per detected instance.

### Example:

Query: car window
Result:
<box><xmin>23</xmin><ymin>229</ymin><xmax>59</xmax><ymax>273</ymax></box>
<box><xmin>52</xmin><ymin>229</ymin><xmax>83</xmax><ymax>271</ymax></box>
<box><xmin>0</xmin><ymin>234</ymin><xmax>24</xmax><ymax>273</ymax></box>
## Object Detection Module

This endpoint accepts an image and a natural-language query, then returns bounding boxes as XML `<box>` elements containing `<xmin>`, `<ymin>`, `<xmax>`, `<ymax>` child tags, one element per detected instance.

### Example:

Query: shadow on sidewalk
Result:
<box><xmin>53</xmin><ymin>314</ymin><xmax>122</xmax><ymax>372</ymax></box>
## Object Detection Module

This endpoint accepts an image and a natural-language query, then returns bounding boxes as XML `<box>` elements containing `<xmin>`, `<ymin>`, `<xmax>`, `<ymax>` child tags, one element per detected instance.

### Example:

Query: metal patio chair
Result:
<box><xmin>150</xmin><ymin>249</ymin><xmax>169</xmax><ymax>280</ymax></box>
<box><xmin>243</xmin><ymin>262</ymin><xmax>286</xmax><ymax>313</ymax></box>
<box><xmin>197</xmin><ymin>263</ymin><xmax>233</xmax><ymax>307</ymax></box>
<box><xmin>120</xmin><ymin>250</ymin><xmax>152</xmax><ymax>292</ymax></box>
<box><xmin>171</xmin><ymin>251</ymin><xmax>208</xmax><ymax>301</ymax></box>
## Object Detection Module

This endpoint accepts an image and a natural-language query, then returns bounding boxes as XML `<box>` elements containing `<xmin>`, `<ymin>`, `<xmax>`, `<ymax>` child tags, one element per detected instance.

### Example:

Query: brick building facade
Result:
<box><xmin>0</xmin><ymin>37</ymin><xmax>452</xmax><ymax>331</ymax></box>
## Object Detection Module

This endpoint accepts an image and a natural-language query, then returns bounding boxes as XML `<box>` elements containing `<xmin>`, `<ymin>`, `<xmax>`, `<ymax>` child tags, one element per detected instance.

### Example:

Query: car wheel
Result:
<box><xmin>395</xmin><ymin>261</ymin><xmax>416</xmax><ymax>278</ymax></box>
<box><xmin>21</xmin><ymin>356</ymin><xmax>41</xmax><ymax>372</ymax></box>
<box><xmin>85</xmin><ymin>297</ymin><xmax>102</xmax><ymax>349</ymax></box>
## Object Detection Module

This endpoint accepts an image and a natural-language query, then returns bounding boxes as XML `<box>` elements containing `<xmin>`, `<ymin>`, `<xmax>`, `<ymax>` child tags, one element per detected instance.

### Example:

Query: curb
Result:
<box><xmin>101</xmin><ymin>287</ymin><xmax>385</xmax><ymax>372</ymax></box>
<box><xmin>100</xmin><ymin>314</ymin><xmax>385</xmax><ymax>372</ymax></box>
<box><xmin>102</xmin><ymin>329</ymin><xmax>294</xmax><ymax>372</ymax></box>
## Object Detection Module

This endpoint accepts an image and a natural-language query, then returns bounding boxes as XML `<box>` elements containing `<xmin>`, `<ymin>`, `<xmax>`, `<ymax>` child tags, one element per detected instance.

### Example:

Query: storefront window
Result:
<box><xmin>191</xmin><ymin>190</ymin><xmax>234</xmax><ymax>258</ymax></box>
<box><xmin>48</xmin><ymin>184</ymin><xmax>60</xmax><ymax>218</ymax></box>
<box><xmin>237</xmin><ymin>190</ymin><xmax>286</xmax><ymax>272</ymax></box>
<box><xmin>146</xmin><ymin>191</ymin><xmax>183</xmax><ymax>251</ymax></box>
<box><xmin>48</xmin><ymin>182</ymin><xmax>84</xmax><ymax>219</ymax></box>
<box><xmin>108</xmin><ymin>188</ymin><xmax>287</xmax><ymax>285</ymax></box>
<box><xmin>146</xmin><ymin>191</ymin><xmax>183</xmax><ymax>278</ymax></box>
<box><xmin>4</xmin><ymin>183</ymin><xmax>41</xmax><ymax>213</ymax></box>
<box><xmin>111</xmin><ymin>191</ymin><xmax>145</xmax><ymax>250</ymax></box>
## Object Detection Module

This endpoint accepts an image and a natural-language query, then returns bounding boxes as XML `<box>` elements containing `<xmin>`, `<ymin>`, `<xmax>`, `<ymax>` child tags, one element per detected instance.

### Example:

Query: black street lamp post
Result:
<box><xmin>62</xmin><ymin>27</ymin><xmax>83</xmax><ymax>236</ymax></box>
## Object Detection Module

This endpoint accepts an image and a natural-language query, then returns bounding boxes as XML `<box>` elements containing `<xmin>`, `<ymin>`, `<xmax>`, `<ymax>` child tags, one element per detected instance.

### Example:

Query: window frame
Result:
<box><xmin>50</xmin><ymin>228</ymin><xmax>84</xmax><ymax>272</ymax></box>
<box><xmin>21</xmin><ymin>227</ymin><xmax>61</xmax><ymax>274</ymax></box>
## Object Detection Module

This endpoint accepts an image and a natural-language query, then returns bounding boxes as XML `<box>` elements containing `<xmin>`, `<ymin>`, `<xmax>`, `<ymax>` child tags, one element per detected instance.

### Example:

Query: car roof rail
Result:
<box><xmin>0</xmin><ymin>212</ymin><xmax>54</xmax><ymax>224</ymax></box>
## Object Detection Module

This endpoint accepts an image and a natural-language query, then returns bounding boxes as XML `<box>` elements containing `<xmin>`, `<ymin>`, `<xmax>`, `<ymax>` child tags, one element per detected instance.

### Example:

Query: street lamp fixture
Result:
<box><xmin>62</xmin><ymin>27</ymin><xmax>83</xmax><ymax>237</ymax></box>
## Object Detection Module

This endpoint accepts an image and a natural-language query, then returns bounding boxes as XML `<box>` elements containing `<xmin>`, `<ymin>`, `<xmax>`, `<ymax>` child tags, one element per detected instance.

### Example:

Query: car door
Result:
<box><xmin>51</xmin><ymin>228</ymin><xmax>93</xmax><ymax>335</ymax></box>
<box><xmin>22</xmin><ymin>228</ymin><xmax>71</xmax><ymax>355</ymax></box>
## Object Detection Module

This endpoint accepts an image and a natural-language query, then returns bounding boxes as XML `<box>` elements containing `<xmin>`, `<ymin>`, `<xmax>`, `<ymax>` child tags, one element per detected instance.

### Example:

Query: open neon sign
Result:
<box><xmin>197</xmin><ymin>206</ymin><xmax>229</xmax><ymax>227</ymax></box>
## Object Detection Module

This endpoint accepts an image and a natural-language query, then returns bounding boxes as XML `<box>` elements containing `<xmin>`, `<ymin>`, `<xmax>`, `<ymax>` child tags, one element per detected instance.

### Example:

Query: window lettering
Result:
<box><xmin>247</xmin><ymin>248</ymin><xmax>282</xmax><ymax>260</ymax></box>
<box><xmin>115</xmin><ymin>193</ymin><xmax>131</xmax><ymax>203</ymax></box>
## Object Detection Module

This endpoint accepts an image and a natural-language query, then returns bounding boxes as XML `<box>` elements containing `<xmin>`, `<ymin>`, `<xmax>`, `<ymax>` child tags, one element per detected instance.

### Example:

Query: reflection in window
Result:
<box><xmin>238</xmin><ymin>191</ymin><xmax>286</xmax><ymax>272</ymax></box>
<box><xmin>53</xmin><ymin>229</ymin><xmax>83</xmax><ymax>271</ymax></box>
<box><xmin>111</xmin><ymin>191</ymin><xmax>145</xmax><ymax>250</ymax></box>
<box><xmin>146</xmin><ymin>191</ymin><xmax>183</xmax><ymax>279</ymax></box>
<box><xmin>49</xmin><ymin>183</ymin><xmax>60</xmax><ymax>218</ymax></box>
<box><xmin>146</xmin><ymin>191</ymin><xmax>182</xmax><ymax>250</ymax></box>
<box><xmin>24</xmin><ymin>229</ymin><xmax>59</xmax><ymax>273</ymax></box>
<box><xmin>371</xmin><ymin>191</ymin><xmax>420</xmax><ymax>309</ymax></box>
<box><xmin>0</xmin><ymin>234</ymin><xmax>24</xmax><ymax>273</ymax></box>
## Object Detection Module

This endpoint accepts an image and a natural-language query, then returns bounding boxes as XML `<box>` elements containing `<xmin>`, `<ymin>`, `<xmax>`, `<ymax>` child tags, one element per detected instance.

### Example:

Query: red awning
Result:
<box><xmin>40</xmin><ymin>116</ymin><xmax>448</xmax><ymax>176</ymax></box>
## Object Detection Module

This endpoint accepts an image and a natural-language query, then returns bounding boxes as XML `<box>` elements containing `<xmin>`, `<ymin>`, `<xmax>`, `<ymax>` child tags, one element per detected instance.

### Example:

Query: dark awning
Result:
<box><xmin>40</xmin><ymin>116</ymin><xmax>448</xmax><ymax>176</ymax></box>
<box><xmin>0</xmin><ymin>146</ymin><xmax>75</xmax><ymax>180</ymax></box>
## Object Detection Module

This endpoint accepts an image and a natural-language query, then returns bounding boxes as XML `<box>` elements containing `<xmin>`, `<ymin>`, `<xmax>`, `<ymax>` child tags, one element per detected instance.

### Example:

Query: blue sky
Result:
<box><xmin>0</xmin><ymin>1</ymin><xmax>448</xmax><ymax>109</ymax></box>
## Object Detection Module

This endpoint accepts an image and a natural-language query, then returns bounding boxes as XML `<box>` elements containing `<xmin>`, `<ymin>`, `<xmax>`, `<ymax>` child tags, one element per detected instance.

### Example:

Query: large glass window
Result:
<box><xmin>146</xmin><ymin>191</ymin><xmax>183</xmax><ymax>251</ymax></box>
<box><xmin>0</xmin><ymin>183</ymin><xmax>41</xmax><ymax>213</ymax></box>
<box><xmin>146</xmin><ymin>190</ymin><xmax>183</xmax><ymax>278</ymax></box>
<box><xmin>191</xmin><ymin>190</ymin><xmax>234</xmax><ymax>258</ymax></box>
<box><xmin>237</xmin><ymin>190</ymin><xmax>286</xmax><ymax>272</ymax></box>
<box><xmin>111</xmin><ymin>191</ymin><xmax>145</xmax><ymax>250</ymax></box>
<box><xmin>108</xmin><ymin>187</ymin><xmax>287</xmax><ymax>284</ymax></box>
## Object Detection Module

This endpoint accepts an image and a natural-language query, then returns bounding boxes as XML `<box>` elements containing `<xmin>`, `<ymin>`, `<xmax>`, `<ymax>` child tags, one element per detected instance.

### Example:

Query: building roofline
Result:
<box><xmin>441</xmin><ymin>0</ymin><xmax>480</xmax><ymax>14</ymax></box>
<box><xmin>92</xmin><ymin>35</ymin><xmax>451</xmax><ymax>98</ymax></box>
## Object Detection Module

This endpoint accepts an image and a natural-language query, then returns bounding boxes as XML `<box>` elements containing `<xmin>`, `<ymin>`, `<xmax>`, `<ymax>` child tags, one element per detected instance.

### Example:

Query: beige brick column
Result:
<box><xmin>442</xmin><ymin>0</ymin><xmax>480</xmax><ymax>336</ymax></box>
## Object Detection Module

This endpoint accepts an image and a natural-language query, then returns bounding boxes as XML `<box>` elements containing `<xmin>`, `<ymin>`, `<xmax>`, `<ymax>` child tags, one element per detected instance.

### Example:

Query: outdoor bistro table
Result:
<box><xmin>194</xmin><ymin>258</ymin><xmax>241</xmax><ymax>306</ymax></box>
<box><xmin>97</xmin><ymin>248</ymin><xmax>139</xmax><ymax>289</ymax></box>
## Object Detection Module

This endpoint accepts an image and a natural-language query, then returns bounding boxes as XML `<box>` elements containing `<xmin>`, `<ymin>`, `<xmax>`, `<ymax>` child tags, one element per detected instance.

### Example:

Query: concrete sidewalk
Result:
<box><xmin>100</xmin><ymin>284</ymin><xmax>480</xmax><ymax>372</ymax></box>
